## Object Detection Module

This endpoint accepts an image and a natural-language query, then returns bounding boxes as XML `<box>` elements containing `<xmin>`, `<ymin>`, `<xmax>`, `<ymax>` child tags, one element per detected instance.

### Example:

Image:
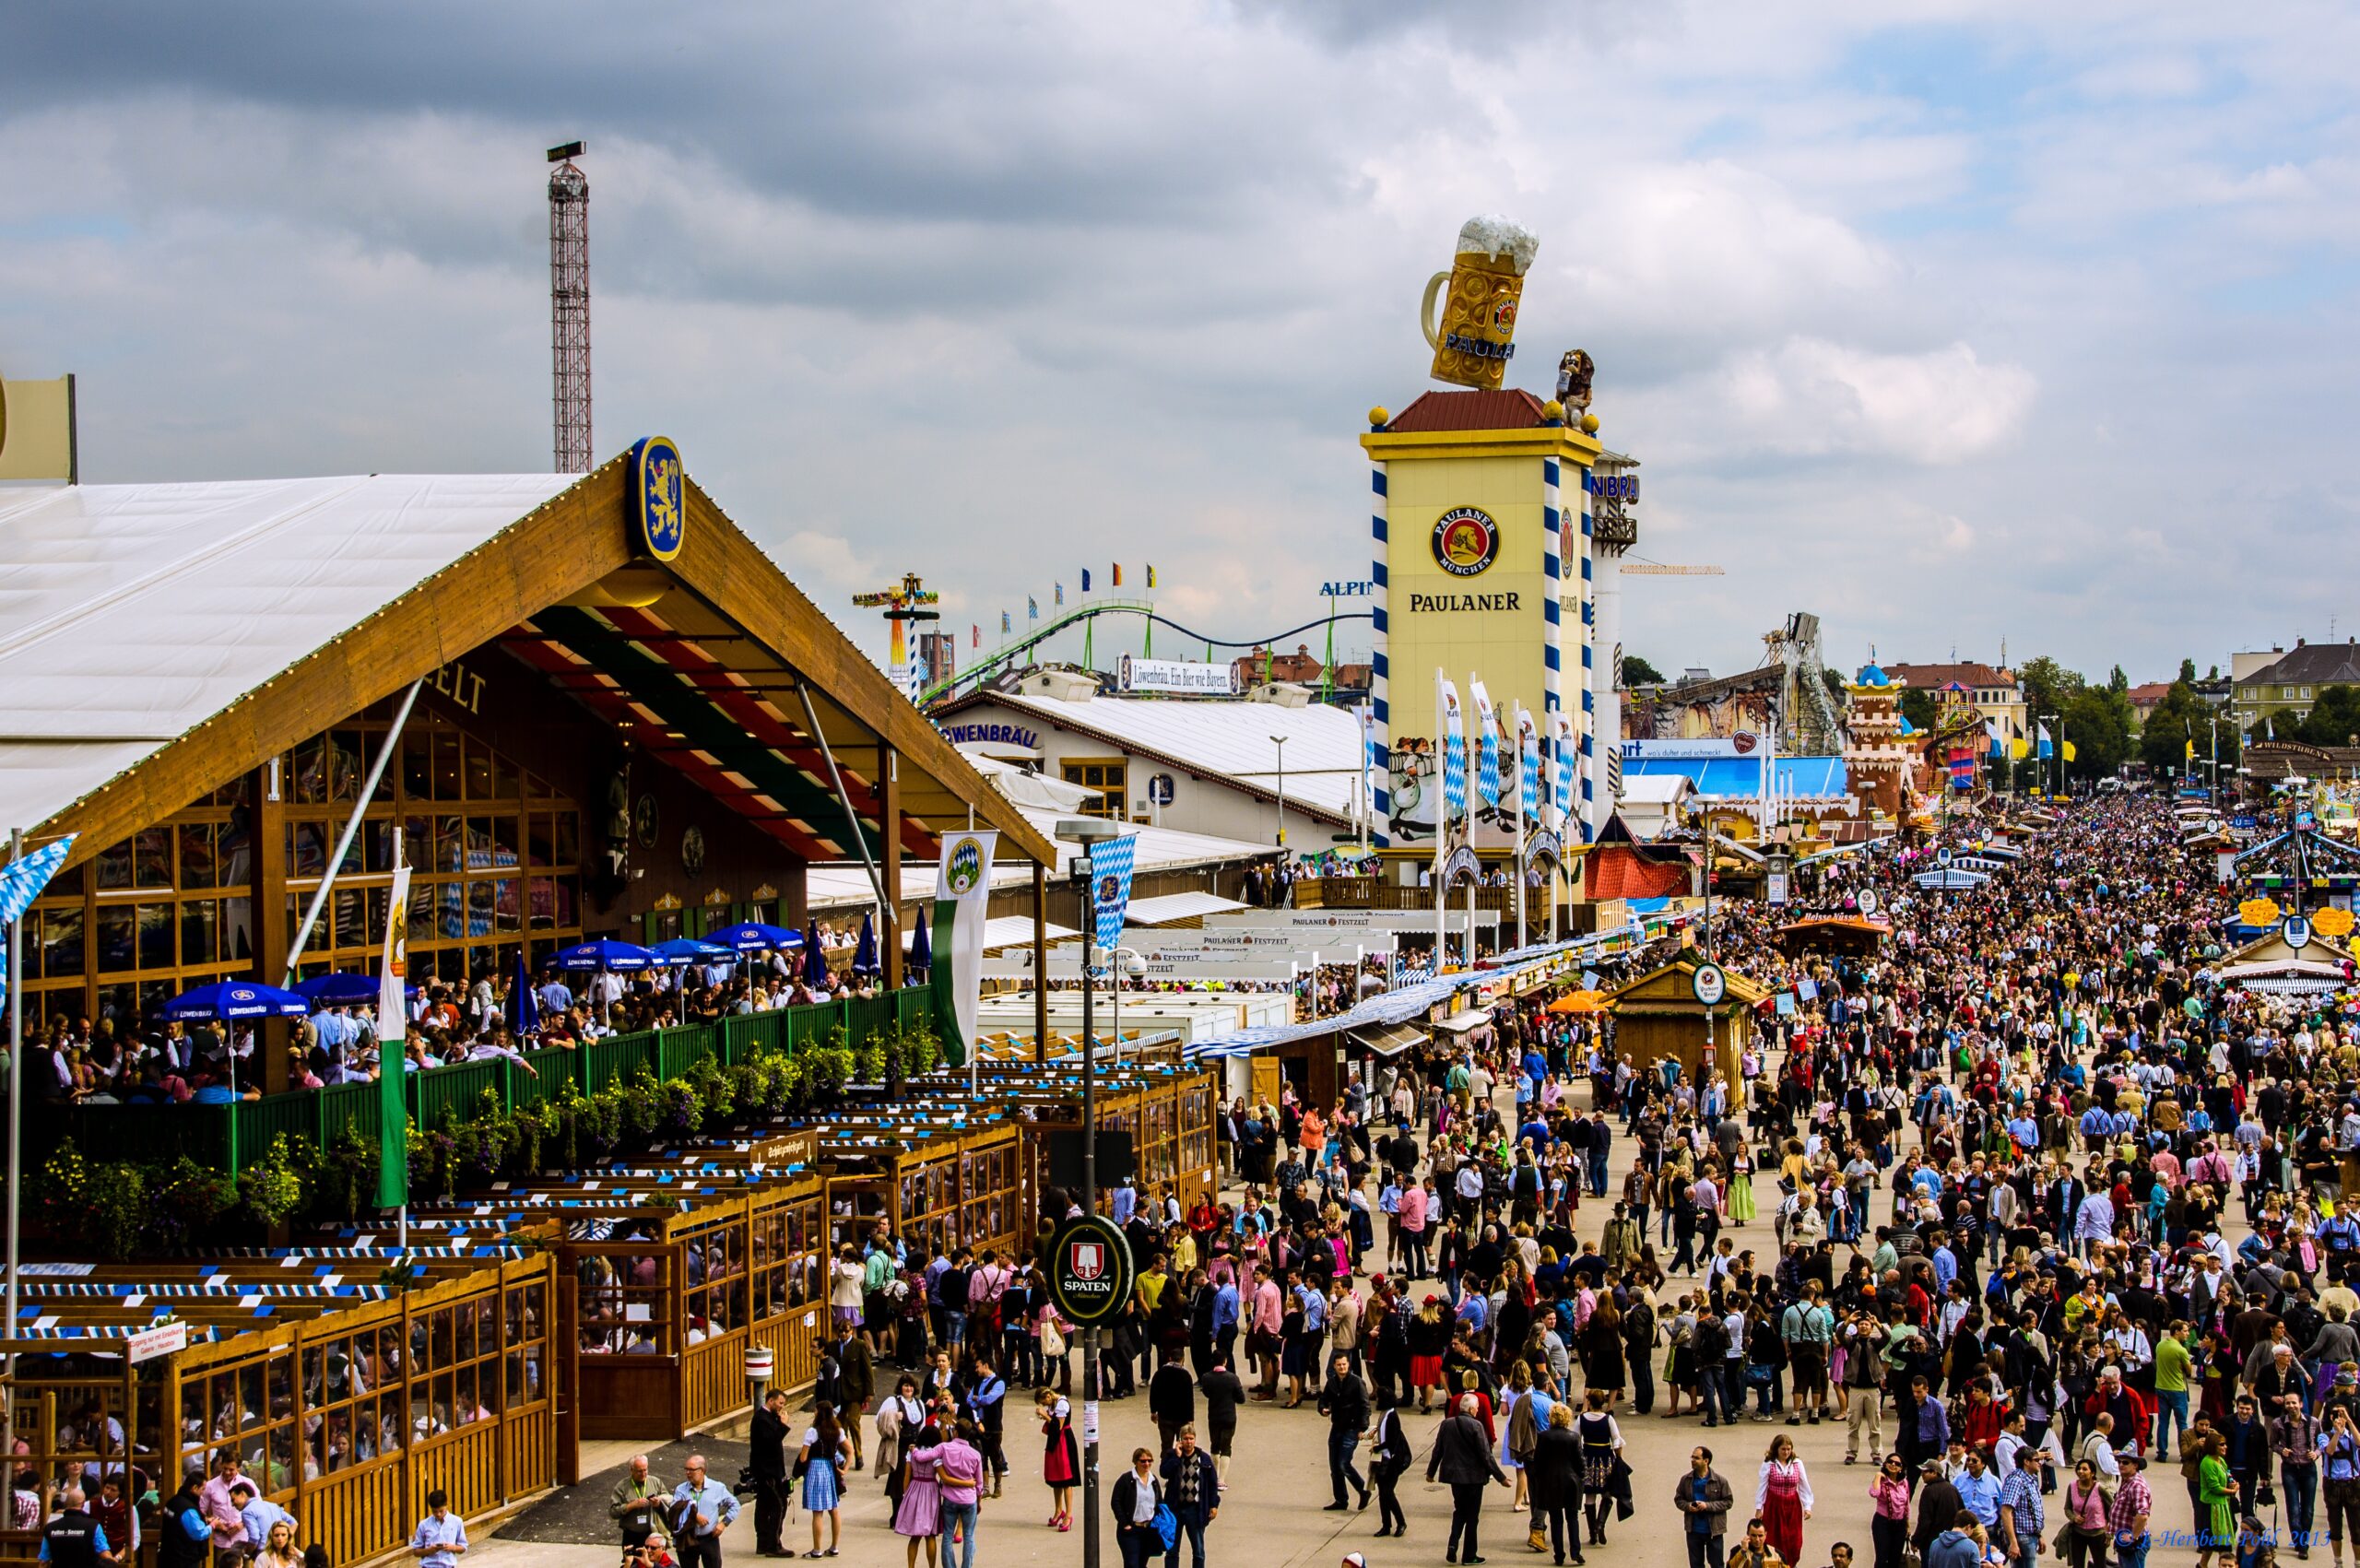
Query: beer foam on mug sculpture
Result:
<box><xmin>1420</xmin><ymin>214</ymin><xmax>1540</xmax><ymax>391</ymax></box>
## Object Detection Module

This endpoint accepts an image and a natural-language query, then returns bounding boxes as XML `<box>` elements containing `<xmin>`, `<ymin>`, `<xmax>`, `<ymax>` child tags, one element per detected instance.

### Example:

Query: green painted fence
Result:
<box><xmin>26</xmin><ymin>986</ymin><xmax>935</xmax><ymax>1181</ymax></box>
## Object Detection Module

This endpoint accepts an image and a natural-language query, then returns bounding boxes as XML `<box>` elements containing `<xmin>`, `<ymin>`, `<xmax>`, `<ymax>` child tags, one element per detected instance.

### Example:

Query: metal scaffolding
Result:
<box><xmin>548</xmin><ymin>143</ymin><xmax>591</xmax><ymax>473</ymax></box>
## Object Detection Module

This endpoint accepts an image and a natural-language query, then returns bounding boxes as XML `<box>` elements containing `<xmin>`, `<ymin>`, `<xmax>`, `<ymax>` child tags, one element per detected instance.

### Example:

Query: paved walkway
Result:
<box><xmin>467</xmin><ymin>1080</ymin><xmax>2232</xmax><ymax>1568</ymax></box>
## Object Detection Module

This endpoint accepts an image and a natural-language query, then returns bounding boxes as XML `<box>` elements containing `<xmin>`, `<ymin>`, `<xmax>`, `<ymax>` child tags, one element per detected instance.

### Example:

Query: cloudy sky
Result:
<box><xmin>4</xmin><ymin>1</ymin><xmax>2355</xmax><ymax>687</ymax></box>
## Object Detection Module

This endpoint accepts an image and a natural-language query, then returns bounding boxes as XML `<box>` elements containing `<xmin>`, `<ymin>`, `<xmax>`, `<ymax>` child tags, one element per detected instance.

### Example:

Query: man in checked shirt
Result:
<box><xmin>2107</xmin><ymin>1451</ymin><xmax>2152</xmax><ymax>1568</ymax></box>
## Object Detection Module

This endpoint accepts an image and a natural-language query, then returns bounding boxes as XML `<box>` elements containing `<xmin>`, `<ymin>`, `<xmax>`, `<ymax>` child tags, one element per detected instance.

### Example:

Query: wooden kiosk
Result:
<box><xmin>0</xmin><ymin>1250</ymin><xmax>556</xmax><ymax>1568</ymax></box>
<box><xmin>1608</xmin><ymin>959</ymin><xmax>1770</xmax><ymax>1086</ymax></box>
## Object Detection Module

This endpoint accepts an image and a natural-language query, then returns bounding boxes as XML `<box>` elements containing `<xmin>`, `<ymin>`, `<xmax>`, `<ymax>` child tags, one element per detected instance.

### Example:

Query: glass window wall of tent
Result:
<box><xmin>818</xmin><ymin>1117</ymin><xmax>1024</xmax><ymax>1265</ymax></box>
<box><xmin>396</xmin><ymin>1168</ymin><xmax>829</xmax><ymax>1439</ymax></box>
<box><xmin>16</xmin><ymin>703</ymin><xmax>588</xmax><ymax>1041</ymax></box>
<box><xmin>950</xmin><ymin>1061</ymin><xmax>1221</xmax><ymax>1221</ymax></box>
<box><xmin>0</xmin><ymin>1253</ymin><xmax>554</xmax><ymax>1568</ymax></box>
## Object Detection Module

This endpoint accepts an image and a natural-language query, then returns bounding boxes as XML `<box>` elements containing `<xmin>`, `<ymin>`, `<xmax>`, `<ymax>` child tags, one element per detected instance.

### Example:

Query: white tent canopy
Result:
<box><xmin>0</xmin><ymin>475</ymin><xmax>573</xmax><ymax>832</ymax></box>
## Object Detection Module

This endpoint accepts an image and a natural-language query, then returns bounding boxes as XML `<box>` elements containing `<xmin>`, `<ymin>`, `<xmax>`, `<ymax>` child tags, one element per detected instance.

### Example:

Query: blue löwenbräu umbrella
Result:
<box><xmin>906</xmin><ymin>913</ymin><xmax>933</xmax><ymax>979</ymax></box>
<box><xmin>851</xmin><ymin>913</ymin><xmax>878</xmax><ymax>976</ymax></box>
<box><xmin>293</xmin><ymin>972</ymin><xmax>381</xmax><ymax>1008</ymax></box>
<box><xmin>512</xmin><ymin>945</ymin><xmax>539</xmax><ymax>1037</ymax></box>
<box><xmin>650</xmin><ymin>937</ymin><xmax>735</xmax><ymax>967</ymax></box>
<box><xmin>703</xmin><ymin>921</ymin><xmax>803</xmax><ymax>953</ymax></box>
<box><xmin>802</xmin><ymin>923</ymin><xmax>829</xmax><ymax>987</ymax></box>
<box><xmin>161</xmin><ymin>979</ymin><xmax>310</xmax><ymax>1097</ymax></box>
<box><xmin>550</xmin><ymin>937</ymin><xmax>658</xmax><ymax>972</ymax></box>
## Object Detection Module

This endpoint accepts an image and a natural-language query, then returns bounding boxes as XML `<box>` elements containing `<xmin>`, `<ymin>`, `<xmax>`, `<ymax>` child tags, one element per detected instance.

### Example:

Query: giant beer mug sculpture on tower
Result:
<box><xmin>1420</xmin><ymin>215</ymin><xmax>1540</xmax><ymax>391</ymax></box>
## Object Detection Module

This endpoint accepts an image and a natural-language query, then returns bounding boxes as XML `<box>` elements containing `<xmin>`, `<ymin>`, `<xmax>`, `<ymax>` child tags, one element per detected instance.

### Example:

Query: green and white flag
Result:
<box><xmin>929</xmin><ymin>831</ymin><xmax>997</xmax><ymax>1067</ymax></box>
<box><xmin>376</xmin><ymin>864</ymin><xmax>411</xmax><ymax>1208</ymax></box>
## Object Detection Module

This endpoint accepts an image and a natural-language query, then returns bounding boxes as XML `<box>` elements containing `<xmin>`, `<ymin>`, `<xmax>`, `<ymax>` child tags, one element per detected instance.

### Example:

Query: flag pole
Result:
<box><xmin>5</xmin><ymin>828</ymin><xmax>22</xmax><ymax>1433</ymax></box>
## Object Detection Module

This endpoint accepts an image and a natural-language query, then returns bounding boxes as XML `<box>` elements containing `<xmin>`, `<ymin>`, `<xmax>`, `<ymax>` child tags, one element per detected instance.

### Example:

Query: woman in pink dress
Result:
<box><xmin>891</xmin><ymin>1409</ymin><xmax>944</xmax><ymax>1566</ymax></box>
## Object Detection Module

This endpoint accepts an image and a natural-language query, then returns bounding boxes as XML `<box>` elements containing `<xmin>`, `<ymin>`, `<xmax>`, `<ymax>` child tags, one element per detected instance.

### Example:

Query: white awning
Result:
<box><xmin>1125</xmin><ymin>891</ymin><xmax>1249</xmax><ymax>926</ymax></box>
<box><xmin>1346</xmin><ymin>1020</ymin><xmax>1425</xmax><ymax>1057</ymax></box>
<box><xmin>981</xmin><ymin>916</ymin><xmax>1079</xmax><ymax>952</ymax></box>
<box><xmin>1433</xmin><ymin>1009</ymin><xmax>1493</xmax><ymax>1034</ymax></box>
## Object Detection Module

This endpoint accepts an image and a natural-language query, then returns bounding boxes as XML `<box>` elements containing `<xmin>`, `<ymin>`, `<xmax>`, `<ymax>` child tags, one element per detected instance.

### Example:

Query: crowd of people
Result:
<box><xmin>4</xmin><ymin>943</ymin><xmax>884</xmax><ymax>1107</ymax></box>
<box><xmin>28</xmin><ymin>784</ymin><xmax>2360</xmax><ymax>1568</ymax></box>
<box><xmin>722</xmin><ymin>789</ymin><xmax>2360</xmax><ymax>1568</ymax></box>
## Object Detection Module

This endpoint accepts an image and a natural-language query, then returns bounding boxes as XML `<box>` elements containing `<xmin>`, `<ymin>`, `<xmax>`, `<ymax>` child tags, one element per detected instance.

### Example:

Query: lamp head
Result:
<box><xmin>1056</xmin><ymin>818</ymin><xmax>1122</xmax><ymax>846</ymax></box>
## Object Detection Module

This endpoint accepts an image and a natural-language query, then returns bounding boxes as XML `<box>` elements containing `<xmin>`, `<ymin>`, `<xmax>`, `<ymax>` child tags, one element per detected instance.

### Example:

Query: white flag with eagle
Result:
<box><xmin>928</xmin><ymin>830</ymin><xmax>998</xmax><ymax>1067</ymax></box>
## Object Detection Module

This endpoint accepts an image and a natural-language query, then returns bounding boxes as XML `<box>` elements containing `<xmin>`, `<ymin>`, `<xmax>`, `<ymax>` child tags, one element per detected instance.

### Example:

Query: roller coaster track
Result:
<box><xmin>916</xmin><ymin>597</ymin><xmax>1375</xmax><ymax>706</ymax></box>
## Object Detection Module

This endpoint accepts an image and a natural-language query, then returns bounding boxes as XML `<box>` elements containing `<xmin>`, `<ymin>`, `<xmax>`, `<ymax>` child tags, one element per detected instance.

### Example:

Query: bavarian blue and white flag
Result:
<box><xmin>1439</xmin><ymin>675</ymin><xmax>1468</xmax><ymax>823</ymax></box>
<box><xmin>1517</xmin><ymin>705</ymin><xmax>1541</xmax><ymax>819</ymax></box>
<box><xmin>1089</xmin><ymin>834</ymin><xmax>1139</xmax><ymax>952</ymax></box>
<box><xmin>1469</xmin><ymin>678</ymin><xmax>1502</xmax><ymax>809</ymax></box>
<box><xmin>1551</xmin><ymin>712</ymin><xmax>1575</xmax><ymax>829</ymax></box>
<box><xmin>0</xmin><ymin>835</ymin><xmax>75</xmax><ymax>1008</ymax></box>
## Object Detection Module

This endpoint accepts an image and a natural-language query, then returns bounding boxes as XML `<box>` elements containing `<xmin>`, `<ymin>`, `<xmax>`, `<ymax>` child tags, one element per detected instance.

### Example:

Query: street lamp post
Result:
<box><xmin>1269</xmin><ymin>735</ymin><xmax>1289</xmax><ymax>847</ymax></box>
<box><xmin>1054</xmin><ymin>816</ymin><xmax>1121</xmax><ymax>1568</ymax></box>
<box><xmin>2041</xmin><ymin>711</ymin><xmax>2060</xmax><ymax>796</ymax></box>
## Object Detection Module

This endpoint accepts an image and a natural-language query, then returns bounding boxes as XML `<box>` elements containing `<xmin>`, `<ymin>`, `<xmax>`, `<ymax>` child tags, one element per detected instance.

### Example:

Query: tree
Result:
<box><xmin>2138</xmin><ymin>680</ymin><xmax>2213</xmax><ymax>777</ymax></box>
<box><xmin>1898</xmin><ymin>687</ymin><xmax>1941</xmax><ymax>735</ymax></box>
<box><xmin>1622</xmin><ymin>654</ymin><xmax>1666</xmax><ymax>687</ymax></box>
<box><xmin>2062</xmin><ymin>687</ymin><xmax>2132</xmax><ymax>781</ymax></box>
<box><xmin>2296</xmin><ymin>685</ymin><xmax>2360</xmax><ymax>749</ymax></box>
<box><xmin>2179</xmin><ymin>657</ymin><xmax>2198</xmax><ymax>685</ymax></box>
<box><xmin>2011</xmin><ymin>656</ymin><xmax>2086</xmax><ymax>760</ymax></box>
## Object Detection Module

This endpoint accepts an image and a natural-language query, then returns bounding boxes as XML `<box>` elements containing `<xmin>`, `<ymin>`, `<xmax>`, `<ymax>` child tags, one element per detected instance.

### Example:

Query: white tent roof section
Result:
<box><xmin>1125</xmin><ymin>890</ymin><xmax>1248</xmax><ymax>926</ymax></box>
<box><xmin>0</xmin><ymin>474</ymin><xmax>574</xmax><ymax>833</ymax></box>
<box><xmin>981</xmin><ymin>915</ymin><xmax>1079</xmax><ymax>952</ymax></box>
<box><xmin>962</xmin><ymin>690</ymin><xmax>1364</xmax><ymax>822</ymax></box>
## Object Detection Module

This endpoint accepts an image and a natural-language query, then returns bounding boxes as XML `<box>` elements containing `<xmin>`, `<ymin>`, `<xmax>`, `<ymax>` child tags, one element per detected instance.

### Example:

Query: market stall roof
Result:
<box><xmin>981</xmin><ymin>914</ymin><xmax>1080</xmax><ymax>952</ymax></box>
<box><xmin>1346</xmin><ymin>1020</ymin><xmax>1425</xmax><ymax>1056</ymax></box>
<box><xmin>1611</xmin><ymin>958</ymin><xmax>1772</xmax><ymax>1014</ymax></box>
<box><xmin>1125</xmin><ymin>890</ymin><xmax>1249</xmax><ymax>926</ymax></box>
<box><xmin>1433</xmin><ymin>1008</ymin><xmax>1493</xmax><ymax>1034</ymax></box>
<box><xmin>933</xmin><ymin>687</ymin><xmax>1363</xmax><ymax>824</ymax></box>
<box><xmin>2219</xmin><ymin>958</ymin><xmax>2347</xmax><ymax>983</ymax></box>
<box><xmin>1623</xmin><ymin>755</ymin><xmax>1851</xmax><ymax>797</ymax></box>
<box><xmin>0</xmin><ymin>460</ymin><xmax>1056</xmax><ymax>868</ymax></box>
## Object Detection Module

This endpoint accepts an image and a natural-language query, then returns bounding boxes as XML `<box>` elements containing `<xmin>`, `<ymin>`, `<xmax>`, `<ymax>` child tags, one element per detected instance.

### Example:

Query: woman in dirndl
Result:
<box><xmin>799</xmin><ymin>1402</ymin><xmax>851</xmax><ymax>1558</ymax></box>
<box><xmin>1041</xmin><ymin>1392</ymin><xmax>1080</xmax><ymax>1531</ymax></box>
<box><xmin>1755</xmin><ymin>1432</ymin><xmax>1813</xmax><ymax>1568</ymax></box>
<box><xmin>1727</xmin><ymin>1146</ymin><xmax>1758</xmax><ymax>1225</ymax></box>
<box><xmin>891</xmin><ymin>1407</ymin><xmax>944</xmax><ymax>1566</ymax></box>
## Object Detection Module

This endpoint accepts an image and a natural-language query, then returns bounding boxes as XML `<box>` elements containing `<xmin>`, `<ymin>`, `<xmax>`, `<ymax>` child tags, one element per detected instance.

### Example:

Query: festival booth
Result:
<box><xmin>809</xmin><ymin>1112</ymin><xmax>1025</xmax><ymax>1266</ymax></box>
<box><xmin>937</xmin><ymin>1059</ymin><xmax>1222</xmax><ymax>1220</ymax></box>
<box><xmin>379</xmin><ymin>1138</ymin><xmax>829</xmax><ymax>1444</ymax></box>
<box><xmin>1607</xmin><ymin>959</ymin><xmax>1770</xmax><ymax>1086</ymax></box>
<box><xmin>1774</xmin><ymin>915</ymin><xmax>1891</xmax><ymax>958</ymax></box>
<box><xmin>0</xmin><ymin>1249</ymin><xmax>556</xmax><ymax>1568</ymax></box>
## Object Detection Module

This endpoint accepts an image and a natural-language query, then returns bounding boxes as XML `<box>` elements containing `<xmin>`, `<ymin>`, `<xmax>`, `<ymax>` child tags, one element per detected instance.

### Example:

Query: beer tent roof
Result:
<box><xmin>0</xmin><ymin>457</ymin><xmax>1055</xmax><ymax>867</ymax></box>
